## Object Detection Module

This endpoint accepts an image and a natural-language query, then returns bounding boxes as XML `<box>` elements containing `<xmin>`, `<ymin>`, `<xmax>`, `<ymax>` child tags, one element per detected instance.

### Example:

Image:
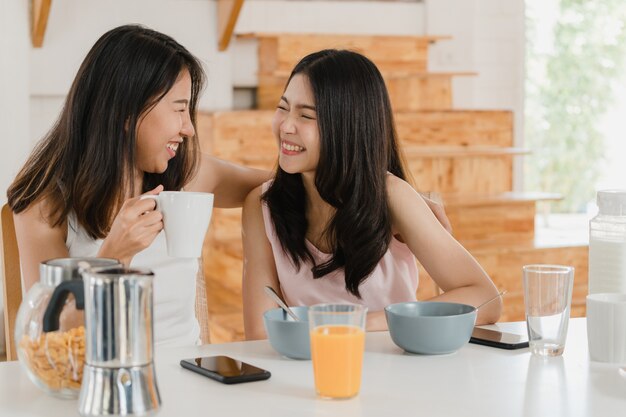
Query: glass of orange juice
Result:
<box><xmin>308</xmin><ymin>304</ymin><xmax>367</xmax><ymax>399</ymax></box>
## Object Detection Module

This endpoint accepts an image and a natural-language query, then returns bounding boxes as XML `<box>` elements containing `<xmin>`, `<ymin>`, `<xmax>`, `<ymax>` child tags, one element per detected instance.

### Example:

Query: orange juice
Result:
<box><xmin>310</xmin><ymin>324</ymin><xmax>365</xmax><ymax>399</ymax></box>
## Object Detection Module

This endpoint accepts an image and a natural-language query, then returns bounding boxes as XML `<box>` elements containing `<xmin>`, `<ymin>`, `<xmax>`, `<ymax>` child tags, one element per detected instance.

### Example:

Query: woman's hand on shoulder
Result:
<box><xmin>98</xmin><ymin>185</ymin><xmax>164</xmax><ymax>265</ymax></box>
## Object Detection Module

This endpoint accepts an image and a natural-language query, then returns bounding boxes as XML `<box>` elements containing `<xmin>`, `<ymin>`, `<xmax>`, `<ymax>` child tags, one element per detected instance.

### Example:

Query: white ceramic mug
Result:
<box><xmin>586</xmin><ymin>293</ymin><xmax>626</xmax><ymax>364</ymax></box>
<box><xmin>141</xmin><ymin>191</ymin><xmax>214</xmax><ymax>258</ymax></box>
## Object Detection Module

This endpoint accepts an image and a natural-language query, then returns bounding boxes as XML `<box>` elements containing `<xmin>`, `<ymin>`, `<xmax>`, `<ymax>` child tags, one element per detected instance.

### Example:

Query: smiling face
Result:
<box><xmin>135</xmin><ymin>69</ymin><xmax>194</xmax><ymax>176</ymax></box>
<box><xmin>272</xmin><ymin>73</ymin><xmax>320</xmax><ymax>177</ymax></box>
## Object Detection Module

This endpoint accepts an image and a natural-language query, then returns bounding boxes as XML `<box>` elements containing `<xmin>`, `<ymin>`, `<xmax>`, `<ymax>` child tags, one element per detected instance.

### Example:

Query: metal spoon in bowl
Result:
<box><xmin>476</xmin><ymin>290</ymin><xmax>507</xmax><ymax>311</ymax></box>
<box><xmin>264</xmin><ymin>286</ymin><xmax>300</xmax><ymax>322</ymax></box>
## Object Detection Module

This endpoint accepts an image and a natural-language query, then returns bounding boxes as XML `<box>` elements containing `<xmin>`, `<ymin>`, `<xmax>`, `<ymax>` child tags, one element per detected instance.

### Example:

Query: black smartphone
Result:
<box><xmin>180</xmin><ymin>356</ymin><xmax>271</xmax><ymax>384</ymax></box>
<box><xmin>469</xmin><ymin>327</ymin><xmax>529</xmax><ymax>350</ymax></box>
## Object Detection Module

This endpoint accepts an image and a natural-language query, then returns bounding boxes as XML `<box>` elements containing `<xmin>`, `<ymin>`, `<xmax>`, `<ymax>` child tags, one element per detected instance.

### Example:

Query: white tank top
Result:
<box><xmin>66</xmin><ymin>213</ymin><xmax>200</xmax><ymax>347</ymax></box>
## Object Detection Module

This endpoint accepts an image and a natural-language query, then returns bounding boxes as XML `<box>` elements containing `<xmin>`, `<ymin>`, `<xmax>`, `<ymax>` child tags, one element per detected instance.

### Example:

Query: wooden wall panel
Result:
<box><xmin>198</xmin><ymin>111</ymin><xmax>515</xmax><ymax>152</ymax></box>
<box><xmin>256</xmin><ymin>75</ymin><xmax>286</xmax><ymax>111</ymax></box>
<box><xmin>386</xmin><ymin>75</ymin><xmax>452</xmax><ymax>111</ymax></box>
<box><xmin>250</xmin><ymin>34</ymin><xmax>438</xmax><ymax>75</ymax></box>
<box><xmin>257</xmin><ymin>73</ymin><xmax>457</xmax><ymax>111</ymax></box>
<box><xmin>203</xmin><ymin>208</ymin><xmax>245</xmax><ymax>343</ymax></box>
<box><xmin>395</xmin><ymin>111</ymin><xmax>513</xmax><ymax>147</ymax></box>
<box><xmin>197</xmin><ymin>112</ymin><xmax>518</xmax><ymax>195</ymax></box>
<box><xmin>407</xmin><ymin>155</ymin><xmax>514</xmax><ymax>194</ymax></box>
<box><xmin>472</xmin><ymin>245</ymin><xmax>589</xmax><ymax>322</ymax></box>
<box><xmin>446</xmin><ymin>202</ymin><xmax>536</xmax><ymax>245</ymax></box>
<box><xmin>198</xmin><ymin>112</ymin><xmax>275</xmax><ymax>164</ymax></box>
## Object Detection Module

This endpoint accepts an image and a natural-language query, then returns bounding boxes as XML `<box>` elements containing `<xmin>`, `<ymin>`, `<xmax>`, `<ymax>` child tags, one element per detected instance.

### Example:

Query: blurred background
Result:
<box><xmin>2</xmin><ymin>0</ymin><xmax>625</xmax><ymax>348</ymax></box>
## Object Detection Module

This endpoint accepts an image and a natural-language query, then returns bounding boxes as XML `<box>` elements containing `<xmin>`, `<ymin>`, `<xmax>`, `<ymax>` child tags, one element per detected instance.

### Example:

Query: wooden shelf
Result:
<box><xmin>237</xmin><ymin>32</ymin><xmax>452</xmax><ymax>43</ymax></box>
<box><xmin>385</xmin><ymin>71</ymin><xmax>477</xmax><ymax>79</ymax></box>
<box><xmin>217</xmin><ymin>0</ymin><xmax>245</xmax><ymax>51</ymax></box>
<box><xmin>244</xmin><ymin>32</ymin><xmax>449</xmax><ymax>76</ymax></box>
<box><xmin>442</xmin><ymin>191</ymin><xmax>562</xmax><ymax>207</ymax></box>
<box><xmin>30</xmin><ymin>0</ymin><xmax>52</xmax><ymax>48</ymax></box>
<box><xmin>266</xmin><ymin>69</ymin><xmax>476</xmax><ymax>78</ymax></box>
<box><xmin>403</xmin><ymin>146</ymin><xmax>530</xmax><ymax>158</ymax></box>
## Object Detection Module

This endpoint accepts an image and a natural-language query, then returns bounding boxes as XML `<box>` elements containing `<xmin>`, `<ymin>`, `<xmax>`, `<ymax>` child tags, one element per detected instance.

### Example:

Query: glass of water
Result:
<box><xmin>522</xmin><ymin>265</ymin><xmax>575</xmax><ymax>356</ymax></box>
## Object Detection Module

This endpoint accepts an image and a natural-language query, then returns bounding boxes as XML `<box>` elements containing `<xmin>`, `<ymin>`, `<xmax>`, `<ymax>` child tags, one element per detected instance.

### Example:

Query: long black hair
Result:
<box><xmin>7</xmin><ymin>24</ymin><xmax>205</xmax><ymax>239</ymax></box>
<box><xmin>262</xmin><ymin>49</ymin><xmax>408</xmax><ymax>298</ymax></box>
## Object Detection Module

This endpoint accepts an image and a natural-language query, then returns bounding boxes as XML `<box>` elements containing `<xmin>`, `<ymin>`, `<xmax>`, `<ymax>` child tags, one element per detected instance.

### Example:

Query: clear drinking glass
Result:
<box><xmin>523</xmin><ymin>265</ymin><xmax>575</xmax><ymax>356</ymax></box>
<box><xmin>308</xmin><ymin>304</ymin><xmax>367</xmax><ymax>399</ymax></box>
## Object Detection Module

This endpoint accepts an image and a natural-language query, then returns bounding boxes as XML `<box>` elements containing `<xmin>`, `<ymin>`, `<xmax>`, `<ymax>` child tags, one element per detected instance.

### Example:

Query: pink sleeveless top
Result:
<box><xmin>261</xmin><ymin>182</ymin><xmax>418</xmax><ymax>311</ymax></box>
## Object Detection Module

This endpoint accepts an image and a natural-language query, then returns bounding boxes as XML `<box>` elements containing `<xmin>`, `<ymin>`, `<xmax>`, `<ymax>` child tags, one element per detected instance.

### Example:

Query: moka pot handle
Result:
<box><xmin>42</xmin><ymin>280</ymin><xmax>85</xmax><ymax>332</ymax></box>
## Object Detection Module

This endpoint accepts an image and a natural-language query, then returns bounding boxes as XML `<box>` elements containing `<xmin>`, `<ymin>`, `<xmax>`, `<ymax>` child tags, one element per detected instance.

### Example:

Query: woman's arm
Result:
<box><xmin>419</xmin><ymin>192</ymin><xmax>452</xmax><ymax>234</ymax></box>
<box><xmin>387</xmin><ymin>175</ymin><xmax>502</xmax><ymax>325</ymax></box>
<box><xmin>13</xmin><ymin>199</ymin><xmax>70</xmax><ymax>291</ymax></box>
<box><xmin>185</xmin><ymin>154</ymin><xmax>271</xmax><ymax>208</ymax></box>
<box><xmin>241</xmin><ymin>186</ymin><xmax>282</xmax><ymax>340</ymax></box>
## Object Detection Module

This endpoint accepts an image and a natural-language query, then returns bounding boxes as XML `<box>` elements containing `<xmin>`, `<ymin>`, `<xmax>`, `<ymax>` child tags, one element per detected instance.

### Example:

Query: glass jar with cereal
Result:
<box><xmin>14</xmin><ymin>258</ymin><xmax>119</xmax><ymax>398</ymax></box>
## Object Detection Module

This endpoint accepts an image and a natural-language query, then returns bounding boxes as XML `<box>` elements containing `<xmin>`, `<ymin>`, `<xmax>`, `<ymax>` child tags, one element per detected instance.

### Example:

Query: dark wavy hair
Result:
<box><xmin>262</xmin><ymin>49</ymin><xmax>408</xmax><ymax>298</ymax></box>
<box><xmin>7</xmin><ymin>24</ymin><xmax>205</xmax><ymax>239</ymax></box>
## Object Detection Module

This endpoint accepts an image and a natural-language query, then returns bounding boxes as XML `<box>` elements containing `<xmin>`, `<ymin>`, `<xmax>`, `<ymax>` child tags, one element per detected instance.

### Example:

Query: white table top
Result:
<box><xmin>1</xmin><ymin>318</ymin><xmax>625</xmax><ymax>417</ymax></box>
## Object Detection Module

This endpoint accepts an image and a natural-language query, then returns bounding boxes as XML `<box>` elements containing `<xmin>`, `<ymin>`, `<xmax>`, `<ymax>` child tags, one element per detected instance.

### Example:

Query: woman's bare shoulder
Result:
<box><xmin>246</xmin><ymin>184</ymin><xmax>263</xmax><ymax>200</ymax></box>
<box><xmin>243</xmin><ymin>184</ymin><xmax>266</xmax><ymax>212</ymax></box>
<box><xmin>15</xmin><ymin>196</ymin><xmax>62</xmax><ymax>226</ymax></box>
<box><xmin>13</xmin><ymin>197</ymin><xmax>68</xmax><ymax>247</ymax></box>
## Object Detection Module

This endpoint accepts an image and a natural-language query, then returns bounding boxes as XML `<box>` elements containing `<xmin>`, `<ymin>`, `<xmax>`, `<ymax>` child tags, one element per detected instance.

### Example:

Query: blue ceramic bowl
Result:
<box><xmin>385</xmin><ymin>301</ymin><xmax>477</xmax><ymax>354</ymax></box>
<box><xmin>263</xmin><ymin>306</ymin><xmax>310</xmax><ymax>360</ymax></box>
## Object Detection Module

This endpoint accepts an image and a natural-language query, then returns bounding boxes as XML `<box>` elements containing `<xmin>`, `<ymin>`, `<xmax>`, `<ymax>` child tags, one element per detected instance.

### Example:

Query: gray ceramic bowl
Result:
<box><xmin>263</xmin><ymin>306</ymin><xmax>310</xmax><ymax>360</ymax></box>
<box><xmin>385</xmin><ymin>301</ymin><xmax>477</xmax><ymax>354</ymax></box>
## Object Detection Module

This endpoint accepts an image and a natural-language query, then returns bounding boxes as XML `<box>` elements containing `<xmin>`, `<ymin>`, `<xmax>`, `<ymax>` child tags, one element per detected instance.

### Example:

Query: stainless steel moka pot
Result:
<box><xmin>43</xmin><ymin>265</ymin><xmax>161</xmax><ymax>416</ymax></box>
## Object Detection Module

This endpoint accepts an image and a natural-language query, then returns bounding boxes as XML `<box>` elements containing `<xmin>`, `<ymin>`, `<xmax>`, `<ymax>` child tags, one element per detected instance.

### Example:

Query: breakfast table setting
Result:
<box><xmin>2</xmin><ymin>189</ymin><xmax>626</xmax><ymax>416</ymax></box>
<box><xmin>1</xmin><ymin>317</ymin><xmax>625</xmax><ymax>417</ymax></box>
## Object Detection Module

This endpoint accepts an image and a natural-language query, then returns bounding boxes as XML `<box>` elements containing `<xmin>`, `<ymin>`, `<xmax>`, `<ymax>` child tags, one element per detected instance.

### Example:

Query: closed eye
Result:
<box><xmin>301</xmin><ymin>114</ymin><xmax>316</xmax><ymax>120</ymax></box>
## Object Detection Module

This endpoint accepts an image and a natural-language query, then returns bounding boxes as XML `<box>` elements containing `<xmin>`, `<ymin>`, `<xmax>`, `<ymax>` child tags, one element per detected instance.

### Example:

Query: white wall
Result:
<box><xmin>0</xmin><ymin>1</ymin><xmax>30</xmax><ymax>203</ymax></box>
<box><xmin>426</xmin><ymin>0</ymin><xmax>526</xmax><ymax>189</ymax></box>
<box><xmin>0</xmin><ymin>0</ymin><xmax>30</xmax><ymax>355</ymax></box>
<box><xmin>29</xmin><ymin>0</ymin><xmax>228</xmax><ymax>146</ymax></box>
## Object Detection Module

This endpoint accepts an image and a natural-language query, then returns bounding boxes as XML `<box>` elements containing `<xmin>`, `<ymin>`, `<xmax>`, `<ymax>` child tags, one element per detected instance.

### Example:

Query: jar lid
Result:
<box><xmin>39</xmin><ymin>257</ymin><xmax>120</xmax><ymax>286</ymax></box>
<box><xmin>597</xmin><ymin>190</ymin><xmax>626</xmax><ymax>216</ymax></box>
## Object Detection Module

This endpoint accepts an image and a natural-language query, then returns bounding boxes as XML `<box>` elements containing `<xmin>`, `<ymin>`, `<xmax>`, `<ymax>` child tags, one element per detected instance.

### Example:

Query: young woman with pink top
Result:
<box><xmin>242</xmin><ymin>50</ymin><xmax>502</xmax><ymax>339</ymax></box>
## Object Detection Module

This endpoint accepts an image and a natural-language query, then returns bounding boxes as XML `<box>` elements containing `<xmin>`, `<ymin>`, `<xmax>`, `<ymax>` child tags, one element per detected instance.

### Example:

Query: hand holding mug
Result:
<box><xmin>99</xmin><ymin>185</ymin><xmax>164</xmax><ymax>265</ymax></box>
<box><xmin>140</xmin><ymin>191</ymin><xmax>214</xmax><ymax>258</ymax></box>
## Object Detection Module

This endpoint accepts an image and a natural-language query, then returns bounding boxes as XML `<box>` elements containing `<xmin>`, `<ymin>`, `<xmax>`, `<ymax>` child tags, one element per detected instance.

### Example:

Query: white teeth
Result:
<box><xmin>282</xmin><ymin>141</ymin><xmax>304</xmax><ymax>152</ymax></box>
<box><xmin>167</xmin><ymin>143</ymin><xmax>179</xmax><ymax>152</ymax></box>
